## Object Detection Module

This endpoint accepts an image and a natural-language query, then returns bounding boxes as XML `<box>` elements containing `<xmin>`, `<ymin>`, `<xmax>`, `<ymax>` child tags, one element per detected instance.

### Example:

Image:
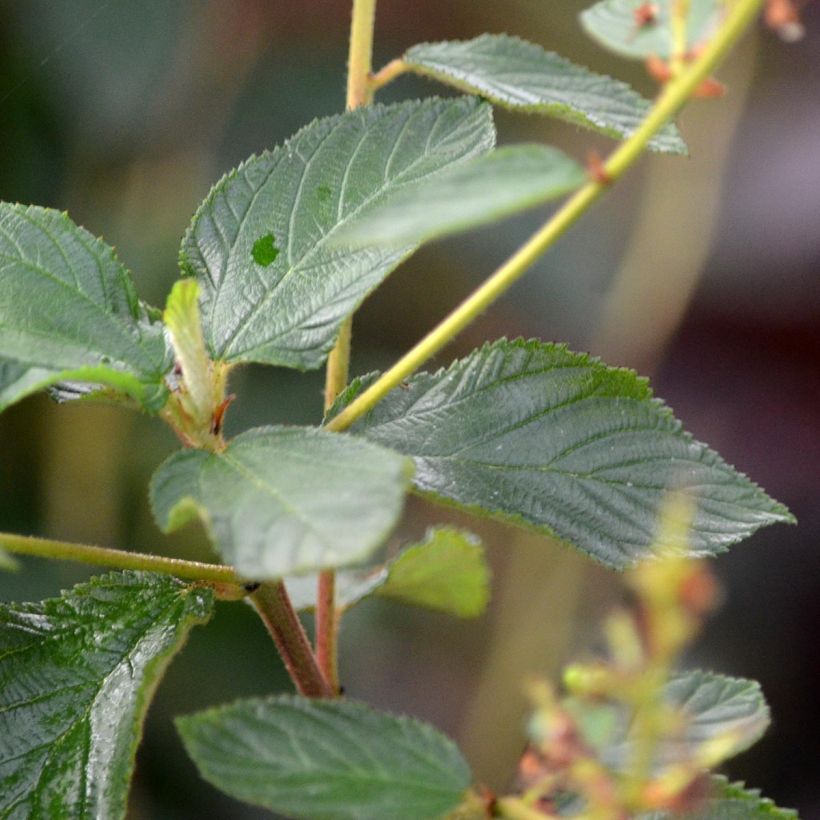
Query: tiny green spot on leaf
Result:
<box><xmin>316</xmin><ymin>184</ymin><xmax>332</xmax><ymax>202</ymax></box>
<box><xmin>252</xmin><ymin>233</ymin><xmax>280</xmax><ymax>267</ymax></box>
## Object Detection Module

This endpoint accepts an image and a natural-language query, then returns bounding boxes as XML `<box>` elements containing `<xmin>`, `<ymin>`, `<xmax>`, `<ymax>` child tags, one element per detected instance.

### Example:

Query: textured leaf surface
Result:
<box><xmin>338</xmin><ymin>339</ymin><xmax>792</xmax><ymax>569</ymax></box>
<box><xmin>337</xmin><ymin>144</ymin><xmax>584</xmax><ymax>247</ymax></box>
<box><xmin>150</xmin><ymin>425</ymin><xmax>412</xmax><ymax>578</ymax></box>
<box><xmin>181</xmin><ymin>97</ymin><xmax>494</xmax><ymax>370</ymax></box>
<box><xmin>581</xmin><ymin>0</ymin><xmax>721</xmax><ymax>60</ymax></box>
<box><xmin>177</xmin><ymin>696</ymin><xmax>472</xmax><ymax>820</ymax></box>
<box><xmin>403</xmin><ymin>34</ymin><xmax>685</xmax><ymax>154</ymax></box>
<box><xmin>564</xmin><ymin>670</ymin><xmax>769</xmax><ymax>773</ymax></box>
<box><xmin>0</xmin><ymin>204</ymin><xmax>170</xmax><ymax>412</ymax></box>
<box><xmin>641</xmin><ymin>776</ymin><xmax>797</xmax><ymax>819</ymax></box>
<box><xmin>0</xmin><ymin>572</ymin><xmax>214</xmax><ymax>819</ymax></box>
<box><xmin>376</xmin><ymin>527</ymin><xmax>490</xmax><ymax>617</ymax></box>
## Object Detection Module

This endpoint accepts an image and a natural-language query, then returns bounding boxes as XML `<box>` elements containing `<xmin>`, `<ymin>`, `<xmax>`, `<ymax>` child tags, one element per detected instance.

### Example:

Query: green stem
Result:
<box><xmin>325</xmin><ymin>0</ymin><xmax>764</xmax><ymax>434</ymax></box>
<box><xmin>0</xmin><ymin>531</ymin><xmax>240</xmax><ymax>584</ymax></box>
<box><xmin>250</xmin><ymin>581</ymin><xmax>334</xmax><ymax>698</ymax></box>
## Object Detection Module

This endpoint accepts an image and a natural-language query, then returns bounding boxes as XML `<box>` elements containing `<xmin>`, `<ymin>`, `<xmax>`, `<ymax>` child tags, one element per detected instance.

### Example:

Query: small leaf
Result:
<box><xmin>581</xmin><ymin>0</ymin><xmax>721</xmax><ymax>60</ymax></box>
<box><xmin>0</xmin><ymin>571</ymin><xmax>214</xmax><ymax>818</ymax></box>
<box><xmin>336</xmin><ymin>339</ymin><xmax>793</xmax><ymax>569</ymax></box>
<box><xmin>181</xmin><ymin>97</ymin><xmax>494</xmax><ymax>371</ymax></box>
<box><xmin>176</xmin><ymin>695</ymin><xmax>472</xmax><ymax>820</ymax></box>
<box><xmin>150</xmin><ymin>425</ymin><xmax>412</xmax><ymax>578</ymax></box>
<box><xmin>403</xmin><ymin>34</ymin><xmax>686</xmax><ymax>154</ymax></box>
<box><xmin>641</xmin><ymin>776</ymin><xmax>797</xmax><ymax>819</ymax></box>
<box><xmin>376</xmin><ymin>527</ymin><xmax>491</xmax><ymax>617</ymax></box>
<box><xmin>0</xmin><ymin>204</ymin><xmax>171</xmax><ymax>412</ymax></box>
<box><xmin>564</xmin><ymin>670</ymin><xmax>770</xmax><ymax>770</ymax></box>
<box><xmin>337</xmin><ymin>144</ymin><xmax>585</xmax><ymax>248</ymax></box>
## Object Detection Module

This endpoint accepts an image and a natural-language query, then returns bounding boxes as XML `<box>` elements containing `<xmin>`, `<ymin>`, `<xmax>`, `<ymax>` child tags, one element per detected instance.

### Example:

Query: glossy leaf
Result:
<box><xmin>403</xmin><ymin>34</ymin><xmax>686</xmax><ymax>154</ymax></box>
<box><xmin>181</xmin><ymin>97</ymin><xmax>494</xmax><ymax>370</ymax></box>
<box><xmin>177</xmin><ymin>695</ymin><xmax>472</xmax><ymax>820</ymax></box>
<box><xmin>581</xmin><ymin>0</ymin><xmax>721</xmax><ymax>60</ymax></box>
<box><xmin>337</xmin><ymin>339</ymin><xmax>793</xmax><ymax>569</ymax></box>
<box><xmin>0</xmin><ymin>572</ymin><xmax>214</xmax><ymax>819</ymax></box>
<box><xmin>564</xmin><ymin>670</ymin><xmax>769</xmax><ymax>771</ymax></box>
<box><xmin>150</xmin><ymin>425</ymin><xmax>412</xmax><ymax>578</ymax></box>
<box><xmin>337</xmin><ymin>144</ymin><xmax>585</xmax><ymax>248</ymax></box>
<box><xmin>0</xmin><ymin>204</ymin><xmax>171</xmax><ymax>412</ymax></box>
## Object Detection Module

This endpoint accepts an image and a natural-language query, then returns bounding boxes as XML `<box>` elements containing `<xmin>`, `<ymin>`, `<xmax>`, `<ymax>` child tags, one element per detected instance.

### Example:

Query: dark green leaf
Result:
<box><xmin>177</xmin><ymin>695</ymin><xmax>472</xmax><ymax>820</ymax></box>
<box><xmin>581</xmin><ymin>0</ymin><xmax>721</xmax><ymax>60</ymax></box>
<box><xmin>150</xmin><ymin>425</ymin><xmax>413</xmax><ymax>578</ymax></box>
<box><xmin>0</xmin><ymin>204</ymin><xmax>171</xmax><ymax>412</ymax></box>
<box><xmin>337</xmin><ymin>144</ymin><xmax>585</xmax><ymax>248</ymax></box>
<box><xmin>337</xmin><ymin>339</ymin><xmax>793</xmax><ymax>569</ymax></box>
<box><xmin>181</xmin><ymin>97</ymin><xmax>494</xmax><ymax>370</ymax></box>
<box><xmin>0</xmin><ymin>571</ymin><xmax>214</xmax><ymax>819</ymax></box>
<box><xmin>403</xmin><ymin>34</ymin><xmax>686</xmax><ymax>154</ymax></box>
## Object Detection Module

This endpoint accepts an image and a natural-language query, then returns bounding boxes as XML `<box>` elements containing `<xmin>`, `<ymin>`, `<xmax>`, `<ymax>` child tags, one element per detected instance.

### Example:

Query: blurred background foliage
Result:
<box><xmin>0</xmin><ymin>1</ymin><xmax>817</xmax><ymax>817</ymax></box>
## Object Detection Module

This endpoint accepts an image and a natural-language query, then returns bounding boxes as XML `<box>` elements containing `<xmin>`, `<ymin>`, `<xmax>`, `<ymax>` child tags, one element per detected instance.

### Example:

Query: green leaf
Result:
<box><xmin>376</xmin><ymin>527</ymin><xmax>491</xmax><ymax>617</ymax></box>
<box><xmin>176</xmin><ymin>695</ymin><xmax>472</xmax><ymax>820</ymax></box>
<box><xmin>564</xmin><ymin>670</ymin><xmax>770</xmax><ymax>771</ymax></box>
<box><xmin>181</xmin><ymin>97</ymin><xmax>494</xmax><ymax>370</ymax></box>
<box><xmin>581</xmin><ymin>0</ymin><xmax>721</xmax><ymax>60</ymax></box>
<box><xmin>337</xmin><ymin>144</ymin><xmax>585</xmax><ymax>248</ymax></box>
<box><xmin>403</xmin><ymin>34</ymin><xmax>686</xmax><ymax>154</ymax></box>
<box><xmin>641</xmin><ymin>776</ymin><xmax>797</xmax><ymax>819</ymax></box>
<box><xmin>0</xmin><ymin>571</ymin><xmax>214</xmax><ymax>819</ymax></box>
<box><xmin>336</xmin><ymin>339</ymin><xmax>793</xmax><ymax>569</ymax></box>
<box><xmin>150</xmin><ymin>425</ymin><xmax>413</xmax><ymax>578</ymax></box>
<box><xmin>0</xmin><ymin>204</ymin><xmax>171</xmax><ymax>412</ymax></box>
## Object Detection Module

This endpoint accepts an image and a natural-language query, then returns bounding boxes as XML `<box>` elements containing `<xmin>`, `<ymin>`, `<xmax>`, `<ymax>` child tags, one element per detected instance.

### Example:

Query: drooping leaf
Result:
<box><xmin>640</xmin><ymin>776</ymin><xmax>797</xmax><ymax>819</ymax></box>
<box><xmin>337</xmin><ymin>144</ymin><xmax>585</xmax><ymax>248</ymax></box>
<box><xmin>180</xmin><ymin>97</ymin><xmax>494</xmax><ymax>371</ymax></box>
<box><xmin>376</xmin><ymin>527</ymin><xmax>490</xmax><ymax>617</ymax></box>
<box><xmin>402</xmin><ymin>34</ymin><xmax>686</xmax><ymax>154</ymax></box>
<box><xmin>0</xmin><ymin>571</ymin><xmax>214</xmax><ymax>819</ymax></box>
<box><xmin>176</xmin><ymin>695</ymin><xmax>472</xmax><ymax>820</ymax></box>
<box><xmin>581</xmin><ymin>0</ymin><xmax>721</xmax><ymax>60</ymax></box>
<box><xmin>564</xmin><ymin>670</ymin><xmax>770</xmax><ymax>771</ymax></box>
<box><xmin>150</xmin><ymin>425</ymin><xmax>412</xmax><ymax>578</ymax></box>
<box><xmin>335</xmin><ymin>339</ymin><xmax>793</xmax><ymax>569</ymax></box>
<box><xmin>0</xmin><ymin>204</ymin><xmax>171</xmax><ymax>413</ymax></box>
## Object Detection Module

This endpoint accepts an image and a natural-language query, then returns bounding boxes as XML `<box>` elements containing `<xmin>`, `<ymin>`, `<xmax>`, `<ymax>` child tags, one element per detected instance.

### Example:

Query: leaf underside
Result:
<box><xmin>180</xmin><ymin>96</ymin><xmax>495</xmax><ymax>371</ymax></box>
<box><xmin>336</xmin><ymin>339</ymin><xmax>793</xmax><ymax>569</ymax></box>
<box><xmin>337</xmin><ymin>144</ymin><xmax>585</xmax><ymax>248</ymax></box>
<box><xmin>150</xmin><ymin>425</ymin><xmax>412</xmax><ymax>578</ymax></box>
<box><xmin>0</xmin><ymin>204</ymin><xmax>171</xmax><ymax>413</ymax></box>
<box><xmin>0</xmin><ymin>572</ymin><xmax>214</xmax><ymax>819</ymax></box>
<box><xmin>176</xmin><ymin>695</ymin><xmax>472</xmax><ymax>820</ymax></box>
<box><xmin>403</xmin><ymin>34</ymin><xmax>686</xmax><ymax>154</ymax></box>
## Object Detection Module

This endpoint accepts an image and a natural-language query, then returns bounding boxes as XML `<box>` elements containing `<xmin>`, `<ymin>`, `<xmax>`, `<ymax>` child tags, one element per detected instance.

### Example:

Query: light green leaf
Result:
<box><xmin>641</xmin><ymin>776</ymin><xmax>797</xmax><ymax>819</ymax></box>
<box><xmin>181</xmin><ymin>97</ymin><xmax>494</xmax><ymax>370</ymax></box>
<box><xmin>150</xmin><ymin>425</ymin><xmax>412</xmax><ymax>578</ymax></box>
<box><xmin>337</xmin><ymin>339</ymin><xmax>793</xmax><ymax>569</ymax></box>
<box><xmin>176</xmin><ymin>695</ymin><xmax>472</xmax><ymax>820</ymax></box>
<box><xmin>581</xmin><ymin>0</ymin><xmax>721</xmax><ymax>60</ymax></box>
<box><xmin>337</xmin><ymin>144</ymin><xmax>584</xmax><ymax>248</ymax></box>
<box><xmin>0</xmin><ymin>571</ymin><xmax>214</xmax><ymax>819</ymax></box>
<box><xmin>0</xmin><ymin>204</ymin><xmax>171</xmax><ymax>412</ymax></box>
<box><xmin>376</xmin><ymin>527</ymin><xmax>490</xmax><ymax>617</ymax></box>
<box><xmin>564</xmin><ymin>670</ymin><xmax>770</xmax><ymax>771</ymax></box>
<box><xmin>403</xmin><ymin>34</ymin><xmax>686</xmax><ymax>154</ymax></box>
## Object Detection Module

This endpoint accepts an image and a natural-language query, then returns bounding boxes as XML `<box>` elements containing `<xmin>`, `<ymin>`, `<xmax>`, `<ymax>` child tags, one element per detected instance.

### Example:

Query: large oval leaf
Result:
<box><xmin>180</xmin><ymin>97</ymin><xmax>494</xmax><ymax>370</ymax></box>
<box><xmin>176</xmin><ymin>696</ymin><xmax>472</xmax><ymax>820</ymax></box>
<box><xmin>0</xmin><ymin>572</ymin><xmax>214</xmax><ymax>819</ymax></box>
<box><xmin>403</xmin><ymin>34</ymin><xmax>686</xmax><ymax>154</ymax></box>
<box><xmin>335</xmin><ymin>339</ymin><xmax>793</xmax><ymax>569</ymax></box>
<box><xmin>150</xmin><ymin>425</ymin><xmax>413</xmax><ymax>578</ymax></box>
<box><xmin>0</xmin><ymin>204</ymin><xmax>171</xmax><ymax>412</ymax></box>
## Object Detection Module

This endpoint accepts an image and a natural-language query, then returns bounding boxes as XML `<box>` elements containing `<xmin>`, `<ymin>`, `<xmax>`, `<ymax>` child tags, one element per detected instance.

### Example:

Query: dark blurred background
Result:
<box><xmin>0</xmin><ymin>1</ymin><xmax>817</xmax><ymax>817</ymax></box>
